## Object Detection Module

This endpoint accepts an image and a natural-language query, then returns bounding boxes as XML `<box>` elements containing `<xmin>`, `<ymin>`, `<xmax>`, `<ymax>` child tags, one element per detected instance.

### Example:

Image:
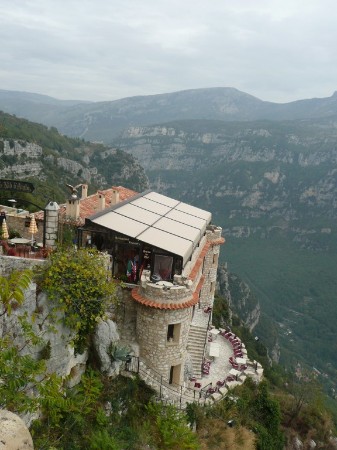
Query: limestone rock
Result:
<box><xmin>0</xmin><ymin>410</ymin><xmax>34</xmax><ymax>449</ymax></box>
<box><xmin>292</xmin><ymin>436</ymin><xmax>303</xmax><ymax>449</ymax></box>
<box><xmin>93</xmin><ymin>319</ymin><xmax>120</xmax><ymax>376</ymax></box>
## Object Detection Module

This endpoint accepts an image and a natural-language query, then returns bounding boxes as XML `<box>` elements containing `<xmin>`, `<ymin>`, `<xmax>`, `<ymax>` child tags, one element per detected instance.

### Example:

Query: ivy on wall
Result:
<box><xmin>38</xmin><ymin>248</ymin><xmax>116</xmax><ymax>353</ymax></box>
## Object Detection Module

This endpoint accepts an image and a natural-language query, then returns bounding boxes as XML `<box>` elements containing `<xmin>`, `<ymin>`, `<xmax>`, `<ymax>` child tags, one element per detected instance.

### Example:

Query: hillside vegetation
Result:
<box><xmin>0</xmin><ymin>111</ymin><xmax>148</xmax><ymax>209</ymax></box>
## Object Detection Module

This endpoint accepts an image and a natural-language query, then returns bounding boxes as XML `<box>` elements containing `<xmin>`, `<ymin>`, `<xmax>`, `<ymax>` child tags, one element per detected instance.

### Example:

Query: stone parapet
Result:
<box><xmin>206</xmin><ymin>225</ymin><xmax>224</xmax><ymax>244</ymax></box>
<box><xmin>0</xmin><ymin>255</ymin><xmax>46</xmax><ymax>276</ymax></box>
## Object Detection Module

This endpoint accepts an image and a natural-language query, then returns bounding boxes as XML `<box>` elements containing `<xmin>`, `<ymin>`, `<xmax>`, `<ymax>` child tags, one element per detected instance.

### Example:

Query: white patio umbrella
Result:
<box><xmin>1</xmin><ymin>219</ymin><xmax>9</xmax><ymax>239</ymax></box>
<box><xmin>28</xmin><ymin>214</ymin><xmax>38</xmax><ymax>244</ymax></box>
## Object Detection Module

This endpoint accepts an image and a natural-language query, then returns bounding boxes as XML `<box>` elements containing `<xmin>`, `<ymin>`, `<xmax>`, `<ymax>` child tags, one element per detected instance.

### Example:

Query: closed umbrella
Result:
<box><xmin>28</xmin><ymin>215</ymin><xmax>38</xmax><ymax>244</ymax></box>
<box><xmin>1</xmin><ymin>219</ymin><xmax>9</xmax><ymax>239</ymax></box>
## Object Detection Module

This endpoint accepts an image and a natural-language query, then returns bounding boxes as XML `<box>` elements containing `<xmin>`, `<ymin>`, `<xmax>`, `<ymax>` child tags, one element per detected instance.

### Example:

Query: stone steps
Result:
<box><xmin>187</xmin><ymin>324</ymin><xmax>208</xmax><ymax>378</ymax></box>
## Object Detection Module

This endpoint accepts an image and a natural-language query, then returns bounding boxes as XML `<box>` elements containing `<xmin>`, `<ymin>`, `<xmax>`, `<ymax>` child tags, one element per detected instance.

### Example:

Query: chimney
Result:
<box><xmin>81</xmin><ymin>184</ymin><xmax>88</xmax><ymax>199</ymax></box>
<box><xmin>66</xmin><ymin>198</ymin><xmax>80</xmax><ymax>220</ymax></box>
<box><xmin>98</xmin><ymin>192</ymin><xmax>106</xmax><ymax>211</ymax></box>
<box><xmin>110</xmin><ymin>188</ymin><xmax>120</xmax><ymax>206</ymax></box>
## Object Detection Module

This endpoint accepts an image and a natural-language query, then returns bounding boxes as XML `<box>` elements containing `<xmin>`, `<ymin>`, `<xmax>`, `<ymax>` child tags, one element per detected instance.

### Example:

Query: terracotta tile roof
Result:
<box><xmin>76</xmin><ymin>186</ymin><xmax>138</xmax><ymax>222</ymax></box>
<box><xmin>189</xmin><ymin>242</ymin><xmax>210</xmax><ymax>281</ymax></box>
<box><xmin>131</xmin><ymin>277</ymin><xmax>204</xmax><ymax>310</ymax></box>
<box><xmin>34</xmin><ymin>185</ymin><xmax>138</xmax><ymax>224</ymax></box>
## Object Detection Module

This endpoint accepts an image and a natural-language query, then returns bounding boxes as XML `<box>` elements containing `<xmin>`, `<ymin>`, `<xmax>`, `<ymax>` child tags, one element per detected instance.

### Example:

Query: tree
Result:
<box><xmin>0</xmin><ymin>269</ymin><xmax>32</xmax><ymax>316</ymax></box>
<box><xmin>38</xmin><ymin>247</ymin><xmax>116</xmax><ymax>352</ymax></box>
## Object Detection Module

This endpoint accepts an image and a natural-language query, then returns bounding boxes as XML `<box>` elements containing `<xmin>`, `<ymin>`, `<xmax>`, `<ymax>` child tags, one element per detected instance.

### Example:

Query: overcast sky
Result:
<box><xmin>1</xmin><ymin>0</ymin><xmax>336</xmax><ymax>103</ymax></box>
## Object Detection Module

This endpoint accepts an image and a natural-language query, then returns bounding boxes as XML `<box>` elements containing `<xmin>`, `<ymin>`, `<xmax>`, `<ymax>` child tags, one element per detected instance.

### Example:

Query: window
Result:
<box><xmin>167</xmin><ymin>324</ymin><xmax>174</xmax><ymax>341</ymax></box>
<box><xmin>153</xmin><ymin>254</ymin><xmax>173</xmax><ymax>281</ymax></box>
<box><xmin>213</xmin><ymin>253</ymin><xmax>219</xmax><ymax>265</ymax></box>
<box><xmin>167</xmin><ymin>323</ymin><xmax>181</xmax><ymax>343</ymax></box>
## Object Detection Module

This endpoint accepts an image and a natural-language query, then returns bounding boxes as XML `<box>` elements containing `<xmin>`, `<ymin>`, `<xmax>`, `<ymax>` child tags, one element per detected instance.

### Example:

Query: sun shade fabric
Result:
<box><xmin>89</xmin><ymin>191</ymin><xmax>212</xmax><ymax>265</ymax></box>
<box><xmin>93</xmin><ymin>212</ymin><xmax>149</xmax><ymax>238</ymax></box>
<box><xmin>165</xmin><ymin>209</ymin><xmax>208</xmax><ymax>234</ymax></box>
<box><xmin>131</xmin><ymin>197</ymin><xmax>172</xmax><ymax>216</ymax></box>
<box><xmin>175</xmin><ymin>202</ymin><xmax>211</xmax><ymax>221</ymax></box>
<box><xmin>153</xmin><ymin>217</ymin><xmax>201</xmax><ymax>248</ymax></box>
<box><xmin>138</xmin><ymin>227</ymin><xmax>192</xmax><ymax>264</ymax></box>
<box><xmin>28</xmin><ymin>215</ymin><xmax>38</xmax><ymax>234</ymax></box>
<box><xmin>1</xmin><ymin>219</ymin><xmax>9</xmax><ymax>239</ymax></box>
<box><xmin>113</xmin><ymin>203</ymin><xmax>161</xmax><ymax>225</ymax></box>
<box><xmin>143</xmin><ymin>191</ymin><xmax>180</xmax><ymax>208</ymax></box>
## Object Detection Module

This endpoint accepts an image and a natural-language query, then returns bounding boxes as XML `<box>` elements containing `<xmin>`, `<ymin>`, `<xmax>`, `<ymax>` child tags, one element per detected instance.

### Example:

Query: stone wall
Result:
<box><xmin>5</xmin><ymin>215</ymin><xmax>44</xmax><ymax>243</ymax></box>
<box><xmin>114</xmin><ymin>286</ymin><xmax>138</xmax><ymax>350</ymax></box>
<box><xmin>0</xmin><ymin>254</ymin><xmax>46</xmax><ymax>276</ymax></box>
<box><xmin>198</xmin><ymin>227</ymin><xmax>223</xmax><ymax>309</ymax></box>
<box><xmin>139</xmin><ymin>282</ymin><xmax>191</xmax><ymax>305</ymax></box>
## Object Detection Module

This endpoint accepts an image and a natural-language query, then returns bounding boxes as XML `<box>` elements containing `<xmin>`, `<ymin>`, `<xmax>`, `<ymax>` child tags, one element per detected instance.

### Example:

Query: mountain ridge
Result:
<box><xmin>2</xmin><ymin>87</ymin><xmax>337</xmax><ymax>142</ymax></box>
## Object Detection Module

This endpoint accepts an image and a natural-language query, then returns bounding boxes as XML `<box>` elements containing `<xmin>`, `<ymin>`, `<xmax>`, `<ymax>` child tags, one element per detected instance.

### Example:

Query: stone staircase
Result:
<box><xmin>187</xmin><ymin>324</ymin><xmax>208</xmax><ymax>378</ymax></box>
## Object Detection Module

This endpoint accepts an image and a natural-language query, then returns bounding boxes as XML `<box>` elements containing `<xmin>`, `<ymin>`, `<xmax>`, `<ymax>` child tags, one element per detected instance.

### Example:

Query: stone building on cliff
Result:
<box><xmin>1</xmin><ymin>184</ymin><xmax>226</xmax><ymax>393</ymax></box>
<box><xmin>79</xmin><ymin>189</ymin><xmax>224</xmax><ymax>384</ymax></box>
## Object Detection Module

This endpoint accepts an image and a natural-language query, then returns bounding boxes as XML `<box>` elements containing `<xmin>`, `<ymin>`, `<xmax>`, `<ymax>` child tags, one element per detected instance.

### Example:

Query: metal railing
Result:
<box><xmin>124</xmin><ymin>356</ymin><xmax>210</xmax><ymax>408</ymax></box>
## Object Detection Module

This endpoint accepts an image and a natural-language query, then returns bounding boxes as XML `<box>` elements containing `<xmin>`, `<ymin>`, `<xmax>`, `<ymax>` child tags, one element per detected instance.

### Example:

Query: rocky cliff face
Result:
<box><xmin>0</xmin><ymin>140</ymin><xmax>43</xmax><ymax>178</ymax></box>
<box><xmin>218</xmin><ymin>264</ymin><xmax>260</xmax><ymax>332</ymax></box>
<box><xmin>217</xmin><ymin>264</ymin><xmax>281</xmax><ymax>363</ymax></box>
<box><xmin>112</xmin><ymin>119</ymin><xmax>337</xmax><ymax>375</ymax></box>
<box><xmin>0</xmin><ymin>138</ymin><xmax>149</xmax><ymax>194</ymax></box>
<box><xmin>113</xmin><ymin>119</ymin><xmax>337</xmax><ymax>249</ymax></box>
<box><xmin>0</xmin><ymin>256</ymin><xmax>122</xmax><ymax>424</ymax></box>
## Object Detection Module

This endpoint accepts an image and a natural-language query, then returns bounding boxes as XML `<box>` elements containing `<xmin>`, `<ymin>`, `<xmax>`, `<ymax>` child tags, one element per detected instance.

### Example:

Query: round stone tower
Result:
<box><xmin>131</xmin><ymin>225</ymin><xmax>225</xmax><ymax>385</ymax></box>
<box><xmin>132</xmin><ymin>279</ymin><xmax>198</xmax><ymax>385</ymax></box>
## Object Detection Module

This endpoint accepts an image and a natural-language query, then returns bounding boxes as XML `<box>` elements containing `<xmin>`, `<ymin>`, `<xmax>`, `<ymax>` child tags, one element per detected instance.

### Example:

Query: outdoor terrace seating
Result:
<box><xmin>216</xmin><ymin>379</ymin><xmax>226</xmax><ymax>388</ymax></box>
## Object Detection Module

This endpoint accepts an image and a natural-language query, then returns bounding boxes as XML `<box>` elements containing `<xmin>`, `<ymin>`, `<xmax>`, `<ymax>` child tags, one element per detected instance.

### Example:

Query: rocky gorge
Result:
<box><xmin>110</xmin><ymin>118</ymin><xmax>337</xmax><ymax>386</ymax></box>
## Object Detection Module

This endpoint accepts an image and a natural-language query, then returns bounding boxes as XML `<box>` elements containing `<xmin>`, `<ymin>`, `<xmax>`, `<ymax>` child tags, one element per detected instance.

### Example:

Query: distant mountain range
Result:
<box><xmin>1</xmin><ymin>87</ymin><xmax>337</xmax><ymax>142</ymax></box>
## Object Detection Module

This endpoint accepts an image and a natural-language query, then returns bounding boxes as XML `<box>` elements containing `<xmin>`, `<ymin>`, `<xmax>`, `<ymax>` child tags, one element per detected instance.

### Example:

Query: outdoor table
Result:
<box><xmin>210</xmin><ymin>328</ymin><xmax>220</xmax><ymax>340</ymax></box>
<box><xmin>229</xmin><ymin>368</ymin><xmax>241</xmax><ymax>377</ymax></box>
<box><xmin>236</xmin><ymin>357</ymin><xmax>246</xmax><ymax>365</ymax></box>
<box><xmin>9</xmin><ymin>238</ymin><xmax>31</xmax><ymax>245</ymax></box>
<box><xmin>209</xmin><ymin>342</ymin><xmax>220</xmax><ymax>357</ymax></box>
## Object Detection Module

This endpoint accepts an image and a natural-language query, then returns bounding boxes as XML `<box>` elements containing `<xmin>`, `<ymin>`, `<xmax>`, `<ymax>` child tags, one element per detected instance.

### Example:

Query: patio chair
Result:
<box><xmin>206</xmin><ymin>387</ymin><xmax>217</xmax><ymax>396</ymax></box>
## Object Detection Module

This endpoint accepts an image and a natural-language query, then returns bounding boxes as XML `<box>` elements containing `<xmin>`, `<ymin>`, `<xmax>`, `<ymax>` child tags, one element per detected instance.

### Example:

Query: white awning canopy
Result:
<box><xmin>88</xmin><ymin>190</ymin><xmax>212</xmax><ymax>265</ymax></box>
